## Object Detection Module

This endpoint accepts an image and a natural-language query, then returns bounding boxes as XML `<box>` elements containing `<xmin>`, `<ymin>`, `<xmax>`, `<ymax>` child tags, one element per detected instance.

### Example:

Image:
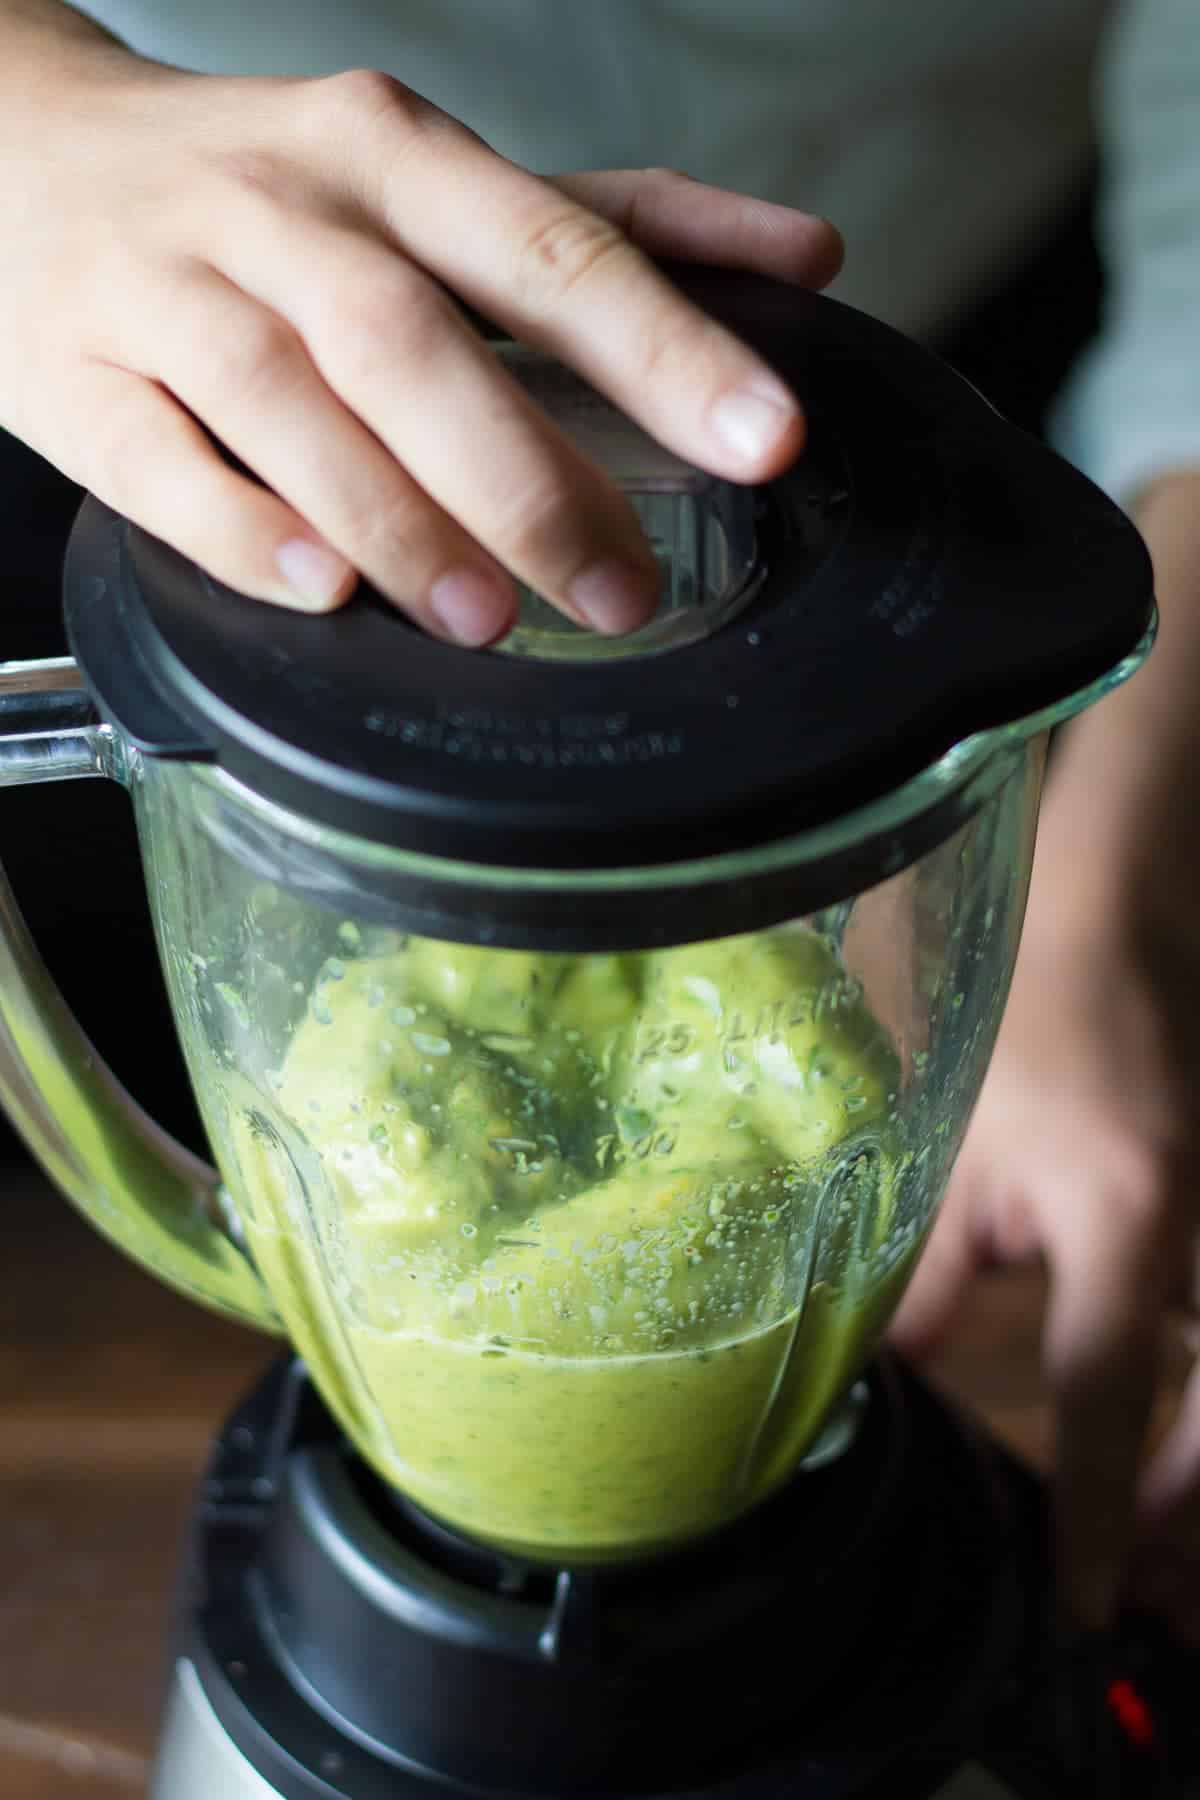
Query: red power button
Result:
<box><xmin>1106</xmin><ymin>1677</ymin><xmax>1156</xmax><ymax>1750</ymax></box>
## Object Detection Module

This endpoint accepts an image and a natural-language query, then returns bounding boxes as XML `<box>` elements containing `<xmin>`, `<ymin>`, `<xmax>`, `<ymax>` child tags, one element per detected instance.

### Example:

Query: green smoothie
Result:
<box><xmin>223</xmin><ymin>926</ymin><xmax>920</xmax><ymax>1559</ymax></box>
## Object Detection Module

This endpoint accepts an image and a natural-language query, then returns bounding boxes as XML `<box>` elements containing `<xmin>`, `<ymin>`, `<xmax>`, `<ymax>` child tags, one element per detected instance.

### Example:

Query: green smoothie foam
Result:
<box><xmin>224</xmin><ymin>926</ymin><xmax>918</xmax><ymax>1559</ymax></box>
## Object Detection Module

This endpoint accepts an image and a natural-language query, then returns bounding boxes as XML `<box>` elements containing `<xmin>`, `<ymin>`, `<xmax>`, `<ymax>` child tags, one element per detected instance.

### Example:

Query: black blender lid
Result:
<box><xmin>64</xmin><ymin>268</ymin><xmax>1152</xmax><ymax>887</ymax></box>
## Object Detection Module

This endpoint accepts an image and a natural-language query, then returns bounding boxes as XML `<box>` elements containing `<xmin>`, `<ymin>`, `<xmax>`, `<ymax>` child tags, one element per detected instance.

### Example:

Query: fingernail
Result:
<box><xmin>429</xmin><ymin>567</ymin><xmax>513</xmax><ymax>646</ymax></box>
<box><xmin>710</xmin><ymin>375</ymin><xmax>799</xmax><ymax>466</ymax></box>
<box><xmin>276</xmin><ymin>538</ymin><xmax>354</xmax><ymax>611</ymax></box>
<box><xmin>568</xmin><ymin>557</ymin><xmax>659</xmax><ymax>634</ymax></box>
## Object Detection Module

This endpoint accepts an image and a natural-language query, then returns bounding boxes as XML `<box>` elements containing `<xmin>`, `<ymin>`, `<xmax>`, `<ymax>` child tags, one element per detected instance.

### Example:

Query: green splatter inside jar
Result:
<box><xmin>224</xmin><ymin>926</ymin><xmax>920</xmax><ymax>1560</ymax></box>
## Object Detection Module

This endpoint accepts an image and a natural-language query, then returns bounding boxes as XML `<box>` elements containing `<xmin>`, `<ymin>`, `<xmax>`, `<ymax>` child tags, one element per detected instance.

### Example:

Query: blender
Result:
<box><xmin>0</xmin><ymin>269</ymin><xmax>1175</xmax><ymax>1796</ymax></box>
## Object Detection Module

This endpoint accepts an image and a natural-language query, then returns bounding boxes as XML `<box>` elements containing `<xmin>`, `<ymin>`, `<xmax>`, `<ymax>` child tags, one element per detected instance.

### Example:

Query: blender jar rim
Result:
<box><xmin>178</xmin><ymin>624</ymin><xmax>1149</xmax><ymax>911</ymax></box>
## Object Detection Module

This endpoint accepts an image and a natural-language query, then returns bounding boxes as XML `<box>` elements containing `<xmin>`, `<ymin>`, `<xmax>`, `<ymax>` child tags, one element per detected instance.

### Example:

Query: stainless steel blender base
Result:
<box><xmin>149</xmin><ymin>1655</ymin><xmax>1019</xmax><ymax>1800</ymax></box>
<box><xmin>149</xmin><ymin>1653</ymin><xmax>1017</xmax><ymax>1800</ymax></box>
<box><xmin>154</xmin><ymin>1660</ymin><xmax>284</xmax><ymax>1800</ymax></box>
<box><xmin>149</xmin><ymin>1356</ymin><xmax>1191</xmax><ymax>1800</ymax></box>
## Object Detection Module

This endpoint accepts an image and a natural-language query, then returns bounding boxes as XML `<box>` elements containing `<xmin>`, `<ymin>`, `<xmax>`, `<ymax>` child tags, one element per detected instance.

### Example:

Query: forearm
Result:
<box><xmin>1035</xmin><ymin>468</ymin><xmax>1200</xmax><ymax>919</ymax></box>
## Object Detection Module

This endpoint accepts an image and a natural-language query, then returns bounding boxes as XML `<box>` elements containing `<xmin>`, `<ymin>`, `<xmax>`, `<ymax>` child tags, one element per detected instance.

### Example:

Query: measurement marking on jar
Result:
<box><xmin>594</xmin><ymin>1130</ymin><xmax>678</xmax><ymax>1169</ymax></box>
<box><xmin>631</xmin><ymin>981</ymin><xmax>867</xmax><ymax>1064</ymax></box>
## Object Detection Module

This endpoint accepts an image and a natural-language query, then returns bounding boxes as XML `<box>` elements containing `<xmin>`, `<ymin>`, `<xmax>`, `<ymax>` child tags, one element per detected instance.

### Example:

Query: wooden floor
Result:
<box><xmin>0</xmin><ymin>1155</ymin><xmax>1173</xmax><ymax>1797</ymax></box>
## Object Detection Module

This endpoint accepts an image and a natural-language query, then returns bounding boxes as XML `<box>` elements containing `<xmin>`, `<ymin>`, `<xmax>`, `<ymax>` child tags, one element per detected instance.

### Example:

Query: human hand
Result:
<box><xmin>0</xmin><ymin>40</ymin><xmax>841</xmax><ymax>642</ymax></box>
<box><xmin>889</xmin><ymin>802</ymin><xmax>1200</xmax><ymax>1640</ymax></box>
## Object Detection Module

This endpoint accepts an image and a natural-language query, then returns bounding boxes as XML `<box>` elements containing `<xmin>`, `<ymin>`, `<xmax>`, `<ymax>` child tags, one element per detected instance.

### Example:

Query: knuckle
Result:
<box><xmin>516</xmin><ymin>206</ymin><xmax>631</xmax><ymax>307</ymax></box>
<box><xmin>491</xmin><ymin>476</ymin><xmax>576</xmax><ymax>569</ymax></box>
<box><xmin>1105</xmin><ymin>1140</ymin><xmax>1173</xmax><ymax>1233</ymax></box>
<box><xmin>333</xmin><ymin>272</ymin><xmax>453</xmax><ymax>378</ymax></box>
<box><xmin>206</xmin><ymin>313</ymin><xmax>300</xmax><ymax>396</ymax></box>
<box><xmin>312</xmin><ymin>68</ymin><xmax>449</xmax><ymax>139</ymax></box>
<box><xmin>639</xmin><ymin>307</ymin><xmax>715</xmax><ymax>389</ymax></box>
<box><xmin>347</xmin><ymin>496</ymin><xmax>426</xmax><ymax>570</ymax></box>
<box><xmin>89</xmin><ymin>414</ymin><xmax>146</xmax><ymax>512</ymax></box>
<box><xmin>88</xmin><ymin>393</ymin><xmax>168</xmax><ymax>517</ymax></box>
<box><xmin>317</xmin><ymin>66</ymin><xmax>409</xmax><ymax>118</ymax></box>
<box><xmin>206</xmin><ymin>146</ymin><xmax>292</xmax><ymax>204</ymax></box>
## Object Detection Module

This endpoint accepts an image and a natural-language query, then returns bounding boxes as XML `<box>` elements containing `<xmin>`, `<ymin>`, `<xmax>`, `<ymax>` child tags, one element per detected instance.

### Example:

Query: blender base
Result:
<box><xmin>151</xmin><ymin>1357</ymin><xmax>1198</xmax><ymax>1800</ymax></box>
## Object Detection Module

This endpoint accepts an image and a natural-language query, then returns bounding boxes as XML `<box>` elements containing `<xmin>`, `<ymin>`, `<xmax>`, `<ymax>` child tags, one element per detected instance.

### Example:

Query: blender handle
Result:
<box><xmin>0</xmin><ymin>658</ymin><xmax>283</xmax><ymax>1335</ymax></box>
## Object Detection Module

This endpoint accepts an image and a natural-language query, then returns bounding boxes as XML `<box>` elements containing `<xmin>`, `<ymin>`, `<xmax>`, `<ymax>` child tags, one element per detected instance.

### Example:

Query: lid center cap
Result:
<box><xmin>492</xmin><ymin>346</ymin><xmax>762</xmax><ymax>663</ymax></box>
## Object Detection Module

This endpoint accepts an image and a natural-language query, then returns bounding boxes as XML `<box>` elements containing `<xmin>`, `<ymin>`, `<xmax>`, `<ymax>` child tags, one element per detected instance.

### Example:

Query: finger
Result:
<box><xmin>1128</xmin><ymin>1349</ymin><xmax>1200</xmax><ymax>1639</ymax></box>
<box><xmin>53</xmin><ymin>360</ymin><xmax>358</xmax><ymax>613</ymax></box>
<box><xmin>1138</xmin><ymin>1337</ymin><xmax>1200</xmax><ymax>1523</ymax></box>
<box><xmin>1040</xmin><ymin>1184</ymin><xmax>1169</xmax><ymax>1630</ymax></box>
<box><xmin>888</xmin><ymin>1165</ymin><xmax>979</xmax><ymax>1356</ymax></box>
<box><xmin>219</xmin><ymin>221</ymin><xmax>662</xmax><ymax>632</ymax></box>
<box><xmin>1127</xmin><ymin>1546</ymin><xmax>1200</xmax><ymax>1646</ymax></box>
<box><xmin>129</xmin><ymin>265</ymin><xmax>518</xmax><ymax>644</ymax></box>
<box><xmin>552</xmin><ymin>168</ymin><xmax>845</xmax><ymax>289</ymax></box>
<box><xmin>1165</xmin><ymin>1231</ymin><xmax>1200</xmax><ymax>1322</ymax></box>
<box><xmin>325</xmin><ymin>77</ymin><xmax>805</xmax><ymax>482</ymax></box>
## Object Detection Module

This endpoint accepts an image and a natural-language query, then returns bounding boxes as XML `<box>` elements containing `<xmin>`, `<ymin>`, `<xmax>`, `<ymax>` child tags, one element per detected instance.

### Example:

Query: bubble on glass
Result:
<box><xmin>390</xmin><ymin>1005</ymin><xmax>416</xmax><ymax>1027</ymax></box>
<box><xmin>616</xmin><ymin>1103</ymin><xmax>654</xmax><ymax>1141</ymax></box>
<box><xmin>482</xmin><ymin>1033</ymin><xmax>534</xmax><ymax>1054</ymax></box>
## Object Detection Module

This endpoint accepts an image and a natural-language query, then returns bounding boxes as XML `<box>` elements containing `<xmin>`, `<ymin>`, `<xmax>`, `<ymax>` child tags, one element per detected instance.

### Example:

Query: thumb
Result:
<box><xmin>888</xmin><ymin>1168</ymin><xmax>978</xmax><ymax>1357</ymax></box>
<box><xmin>1041</xmin><ymin>1183</ymin><xmax>1166</xmax><ymax>1632</ymax></box>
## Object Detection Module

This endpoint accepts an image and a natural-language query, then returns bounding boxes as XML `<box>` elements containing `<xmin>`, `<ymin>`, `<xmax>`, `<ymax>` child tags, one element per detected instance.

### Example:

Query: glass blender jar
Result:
<box><xmin>0</xmin><ymin>271</ymin><xmax>1154</xmax><ymax>1794</ymax></box>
